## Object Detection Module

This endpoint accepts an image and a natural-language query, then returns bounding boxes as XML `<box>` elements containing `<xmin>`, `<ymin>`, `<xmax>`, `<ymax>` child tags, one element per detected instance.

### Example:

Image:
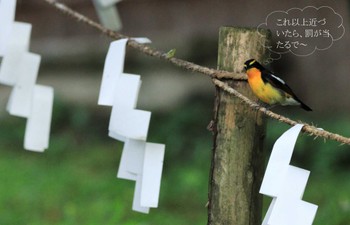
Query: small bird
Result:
<box><xmin>244</xmin><ymin>59</ymin><xmax>312</xmax><ymax>111</ymax></box>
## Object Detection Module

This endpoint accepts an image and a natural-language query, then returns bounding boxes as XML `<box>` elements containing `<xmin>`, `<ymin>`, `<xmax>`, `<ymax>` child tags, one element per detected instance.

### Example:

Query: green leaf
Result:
<box><xmin>165</xmin><ymin>48</ymin><xmax>176</xmax><ymax>59</ymax></box>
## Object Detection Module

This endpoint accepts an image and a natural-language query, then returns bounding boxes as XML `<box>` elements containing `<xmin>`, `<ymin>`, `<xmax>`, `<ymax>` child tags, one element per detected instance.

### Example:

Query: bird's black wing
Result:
<box><xmin>255</xmin><ymin>63</ymin><xmax>312</xmax><ymax>111</ymax></box>
<box><xmin>260</xmin><ymin>70</ymin><xmax>299</xmax><ymax>99</ymax></box>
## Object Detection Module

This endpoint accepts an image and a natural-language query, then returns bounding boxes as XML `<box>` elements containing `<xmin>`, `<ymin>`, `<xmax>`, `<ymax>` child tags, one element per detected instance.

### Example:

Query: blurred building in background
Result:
<box><xmin>1</xmin><ymin>0</ymin><xmax>349</xmax><ymax>114</ymax></box>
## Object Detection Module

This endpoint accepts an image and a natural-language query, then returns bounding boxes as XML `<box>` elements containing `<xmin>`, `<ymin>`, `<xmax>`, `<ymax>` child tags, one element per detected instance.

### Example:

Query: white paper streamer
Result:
<box><xmin>98</xmin><ymin>39</ymin><xmax>128</xmax><ymax>106</ymax></box>
<box><xmin>109</xmin><ymin>108</ymin><xmax>151</xmax><ymax>141</ymax></box>
<box><xmin>98</xmin><ymin>38</ymin><xmax>165</xmax><ymax>214</ymax></box>
<box><xmin>95</xmin><ymin>0</ymin><xmax>122</xmax><ymax>8</ymax></box>
<box><xmin>0</xmin><ymin>1</ymin><xmax>54</xmax><ymax>152</ymax></box>
<box><xmin>133</xmin><ymin>174</ymin><xmax>150</xmax><ymax>213</ymax></box>
<box><xmin>7</xmin><ymin>22</ymin><xmax>31</xmax><ymax>52</ymax></box>
<box><xmin>131</xmin><ymin>37</ymin><xmax>152</xmax><ymax>44</ymax></box>
<box><xmin>260</xmin><ymin>124</ymin><xmax>318</xmax><ymax>225</ymax></box>
<box><xmin>24</xmin><ymin>85</ymin><xmax>54</xmax><ymax>152</ymax></box>
<box><xmin>117</xmin><ymin>139</ymin><xmax>145</xmax><ymax>181</ymax></box>
<box><xmin>6</xmin><ymin>53</ymin><xmax>41</xmax><ymax>118</ymax></box>
<box><xmin>0</xmin><ymin>22</ymin><xmax>32</xmax><ymax>85</ymax></box>
<box><xmin>98</xmin><ymin>38</ymin><xmax>151</xmax><ymax>106</ymax></box>
<box><xmin>117</xmin><ymin>140</ymin><xmax>165</xmax><ymax>212</ymax></box>
<box><xmin>141</xmin><ymin>143</ymin><xmax>165</xmax><ymax>208</ymax></box>
<box><xmin>114</xmin><ymin>73</ymin><xmax>141</xmax><ymax>108</ymax></box>
<box><xmin>0</xmin><ymin>0</ymin><xmax>17</xmax><ymax>56</ymax></box>
<box><xmin>92</xmin><ymin>0</ymin><xmax>123</xmax><ymax>31</ymax></box>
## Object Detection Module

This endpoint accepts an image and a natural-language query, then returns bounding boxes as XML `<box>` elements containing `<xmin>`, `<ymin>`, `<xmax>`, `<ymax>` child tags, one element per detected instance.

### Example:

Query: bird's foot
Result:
<box><xmin>254</xmin><ymin>102</ymin><xmax>275</xmax><ymax>113</ymax></box>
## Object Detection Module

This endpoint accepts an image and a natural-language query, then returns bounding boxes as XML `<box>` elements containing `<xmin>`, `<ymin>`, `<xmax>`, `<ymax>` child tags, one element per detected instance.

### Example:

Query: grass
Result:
<box><xmin>0</xmin><ymin>98</ymin><xmax>349</xmax><ymax>224</ymax></box>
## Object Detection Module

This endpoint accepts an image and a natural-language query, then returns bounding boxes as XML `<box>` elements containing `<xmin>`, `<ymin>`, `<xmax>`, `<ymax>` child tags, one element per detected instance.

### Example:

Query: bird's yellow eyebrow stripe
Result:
<box><xmin>249</xmin><ymin>60</ymin><xmax>256</xmax><ymax>65</ymax></box>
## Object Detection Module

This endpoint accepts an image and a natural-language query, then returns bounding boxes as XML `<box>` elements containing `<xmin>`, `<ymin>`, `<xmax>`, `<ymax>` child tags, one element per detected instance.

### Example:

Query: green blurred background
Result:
<box><xmin>1</xmin><ymin>0</ymin><xmax>350</xmax><ymax>224</ymax></box>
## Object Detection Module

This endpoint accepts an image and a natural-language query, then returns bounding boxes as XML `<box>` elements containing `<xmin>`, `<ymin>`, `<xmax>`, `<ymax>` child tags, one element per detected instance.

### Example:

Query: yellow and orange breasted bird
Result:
<box><xmin>244</xmin><ymin>59</ymin><xmax>312</xmax><ymax>111</ymax></box>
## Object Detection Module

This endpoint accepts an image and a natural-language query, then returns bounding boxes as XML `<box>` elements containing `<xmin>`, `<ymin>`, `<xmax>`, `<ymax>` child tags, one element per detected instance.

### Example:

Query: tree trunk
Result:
<box><xmin>207</xmin><ymin>27</ymin><xmax>270</xmax><ymax>225</ymax></box>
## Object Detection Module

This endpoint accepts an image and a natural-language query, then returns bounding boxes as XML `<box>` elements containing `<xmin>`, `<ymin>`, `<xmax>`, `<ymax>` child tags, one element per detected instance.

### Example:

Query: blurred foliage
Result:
<box><xmin>0</xmin><ymin>96</ymin><xmax>350</xmax><ymax>224</ymax></box>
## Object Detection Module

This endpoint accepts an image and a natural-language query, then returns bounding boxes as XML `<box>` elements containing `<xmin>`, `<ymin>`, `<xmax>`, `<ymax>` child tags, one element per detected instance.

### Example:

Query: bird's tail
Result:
<box><xmin>300</xmin><ymin>102</ymin><xmax>312</xmax><ymax>111</ymax></box>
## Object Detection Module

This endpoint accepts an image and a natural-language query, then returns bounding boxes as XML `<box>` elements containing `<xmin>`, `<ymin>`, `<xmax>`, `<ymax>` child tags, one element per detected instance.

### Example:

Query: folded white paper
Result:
<box><xmin>281</xmin><ymin>166</ymin><xmax>310</xmax><ymax>199</ymax></box>
<box><xmin>260</xmin><ymin>124</ymin><xmax>318</xmax><ymax>225</ymax></box>
<box><xmin>117</xmin><ymin>140</ymin><xmax>165</xmax><ymax>211</ymax></box>
<box><xmin>97</xmin><ymin>38</ymin><xmax>152</xmax><ymax>106</ymax></box>
<box><xmin>0</xmin><ymin>0</ymin><xmax>17</xmax><ymax>56</ymax></box>
<box><xmin>264</xmin><ymin>166</ymin><xmax>317</xmax><ymax>225</ymax></box>
<box><xmin>109</xmin><ymin>108</ymin><xmax>151</xmax><ymax>141</ymax></box>
<box><xmin>0</xmin><ymin>22</ymin><xmax>32</xmax><ymax>85</ymax></box>
<box><xmin>0</xmin><ymin>0</ymin><xmax>54</xmax><ymax>152</ymax></box>
<box><xmin>131</xmin><ymin>37</ymin><xmax>152</xmax><ymax>44</ymax></box>
<box><xmin>108</xmin><ymin>130</ymin><xmax>127</xmax><ymax>143</ymax></box>
<box><xmin>94</xmin><ymin>0</ymin><xmax>122</xmax><ymax>8</ymax></box>
<box><xmin>133</xmin><ymin>174</ymin><xmax>150</xmax><ymax>214</ymax></box>
<box><xmin>140</xmin><ymin>143</ymin><xmax>165</xmax><ymax>208</ymax></box>
<box><xmin>7</xmin><ymin>22</ymin><xmax>31</xmax><ymax>53</ymax></box>
<box><xmin>98</xmin><ymin>37</ymin><xmax>164</xmax><ymax>214</ymax></box>
<box><xmin>267</xmin><ymin>197</ymin><xmax>317</xmax><ymax>225</ymax></box>
<box><xmin>7</xmin><ymin>52</ymin><xmax>41</xmax><ymax>118</ymax></box>
<box><xmin>117</xmin><ymin>139</ymin><xmax>146</xmax><ymax>181</ymax></box>
<box><xmin>113</xmin><ymin>73</ymin><xmax>141</xmax><ymax>109</ymax></box>
<box><xmin>93</xmin><ymin>2</ymin><xmax>122</xmax><ymax>31</ymax></box>
<box><xmin>24</xmin><ymin>85</ymin><xmax>54</xmax><ymax>152</ymax></box>
<box><xmin>260</xmin><ymin>124</ymin><xmax>303</xmax><ymax>197</ymax></box>
<box><xmin>262</xmin><ymin>198</ymin><xmax>276</xmax><ymax>225</ymax></box>
<box><xmin>98</xmin><ymin>39</ymin><xmax>128</xmax><ymax>106</ymax></box>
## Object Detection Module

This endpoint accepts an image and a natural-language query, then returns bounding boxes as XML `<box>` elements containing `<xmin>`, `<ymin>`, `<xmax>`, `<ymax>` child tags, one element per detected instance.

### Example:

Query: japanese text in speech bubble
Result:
<box><xmin>258</xmin><ymin>6</ymin><xmax>345</xmax><ymax>62</ymax></box>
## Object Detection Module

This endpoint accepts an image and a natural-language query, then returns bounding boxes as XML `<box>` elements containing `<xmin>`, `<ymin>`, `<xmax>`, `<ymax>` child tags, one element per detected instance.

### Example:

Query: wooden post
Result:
<box><xmin>208</xmin><ymin>27</ymin><xmax>270</xmax><ymax>225</ymax></box>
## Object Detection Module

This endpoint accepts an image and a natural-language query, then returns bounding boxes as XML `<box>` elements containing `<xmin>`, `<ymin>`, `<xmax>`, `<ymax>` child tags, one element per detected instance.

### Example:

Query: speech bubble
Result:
<box><xmin>258</xmin><ymin>6</ymin><xmax>345</xmax><ymax>60</ymax></box>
